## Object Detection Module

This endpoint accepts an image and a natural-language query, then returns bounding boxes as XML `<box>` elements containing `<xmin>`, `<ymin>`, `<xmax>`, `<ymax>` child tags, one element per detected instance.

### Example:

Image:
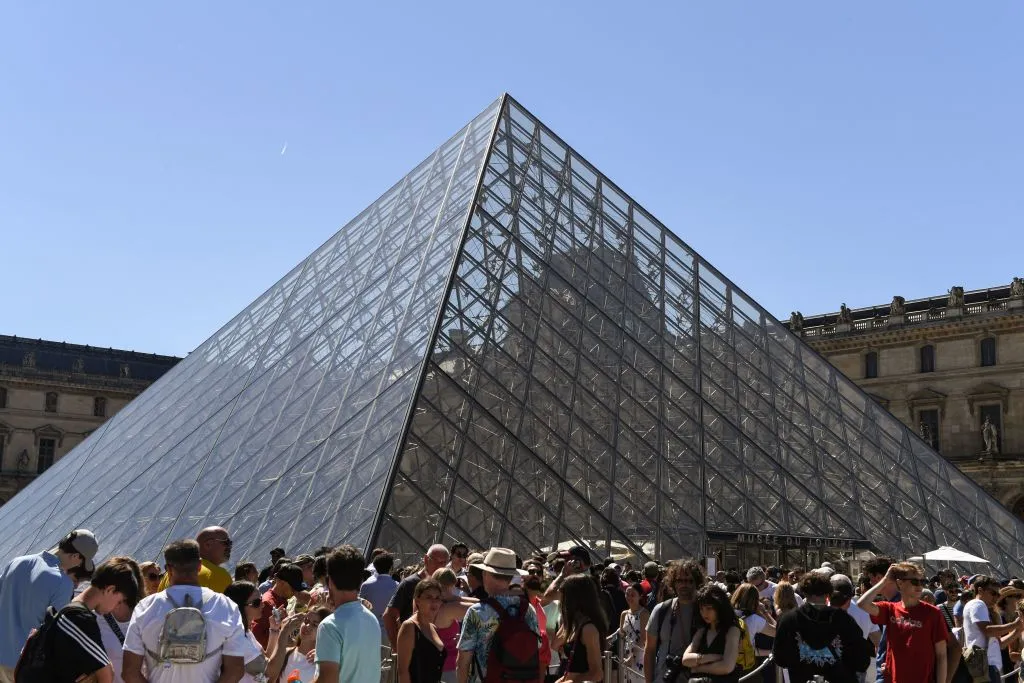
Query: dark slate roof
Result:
<box><xmin>0</xmin><ymin>335</ymin><xmax>180</xmax><ymax>382</ymax></box>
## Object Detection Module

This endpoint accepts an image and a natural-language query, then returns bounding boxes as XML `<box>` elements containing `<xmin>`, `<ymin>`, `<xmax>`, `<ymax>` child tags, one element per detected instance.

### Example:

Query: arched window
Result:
<box><xmin>44</xmin><ymin>392</ymin><xmax>58</xmax><ymax>413</ymax></box>
<box><xmin>920</xmin><ymin>345</ymin><xmax>935</xmax><ymax>373</ymax></box>
<box><xmin>864</xmin><ymin>351</ymin><xmax>878</xmax><ymax>379</ymax></box>
<box><xmin>981</xmin><ymin>337</ymin><xmax>996</xmax><ymax>367</ymax></box>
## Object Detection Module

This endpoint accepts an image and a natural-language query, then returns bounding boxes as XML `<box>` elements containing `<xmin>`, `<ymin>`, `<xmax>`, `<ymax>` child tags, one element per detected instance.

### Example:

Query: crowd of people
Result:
<box><xmin>1</xmin><ymin>527</ymin><xmax>1023</xmax><ymax>683</ymax></box>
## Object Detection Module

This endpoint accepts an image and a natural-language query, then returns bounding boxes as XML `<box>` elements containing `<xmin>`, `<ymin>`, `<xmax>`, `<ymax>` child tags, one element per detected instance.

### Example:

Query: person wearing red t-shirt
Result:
<box><xmin>857</xmin><ymin>562</ymin><xmax>948</xmax><ymax>683</ymax></box>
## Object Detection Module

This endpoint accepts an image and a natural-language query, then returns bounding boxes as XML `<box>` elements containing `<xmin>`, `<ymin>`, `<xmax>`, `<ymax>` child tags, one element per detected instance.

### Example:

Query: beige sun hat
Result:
<box><xmin>470</xmin><ymin>547</ymin><xmax>528</xmax><ymax>578</ymax></box>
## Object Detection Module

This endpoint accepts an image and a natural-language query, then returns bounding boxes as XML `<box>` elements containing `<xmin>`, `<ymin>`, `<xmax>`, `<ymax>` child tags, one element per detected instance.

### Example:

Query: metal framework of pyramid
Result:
<box><xmin>3</xmin><ymin>94</ymin><xmax>1022</xmax><ymax>576</ymax></box>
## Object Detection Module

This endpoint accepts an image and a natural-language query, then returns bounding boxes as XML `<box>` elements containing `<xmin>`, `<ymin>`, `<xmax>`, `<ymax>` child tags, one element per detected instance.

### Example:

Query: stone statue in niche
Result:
<box><xmin>72</xmin><ymin>357</ymin><xmax>85</xmax><ymax>373</ymax></box>
<box><xmin>889</xmin><ymin>296</ymin><xmax>906</xmax><ymax>316</ymax></box>
<box><xmin>982</xmin><ymin>416</ymin><xmax>999</xmax><ymax>455</ymax></box>
<box><xmin>789</xmin><ymin>311</ymin><xmax>804</xmax><ymax>332</ymax></box>
<box><xmin>919</xmin><ymin>421</ymin><xmax>931</xmax><ymax>444</ymax></box>
<box><xmin>22</xmin><ymin>352</ymin><xmax>35</xmax><ymax>368</ymax></box>
<box><xmin>1011</xmin><ymin>277</ymin><xmax>1024</xmax><ymax>298</ymax></box>
<box><xmin>836</xmin><ymin>303</ymin><xmax>853</xmax><ymax>326</ymax></box>
<box><xmin>948</xmin><ymin>286</ymin><xmax>965</xmax><ymax>308</ymax></box>
<box><xmin>16</xmin><ymin>449</ymin><xmax>28</xmax><ymax>473</ymax></box>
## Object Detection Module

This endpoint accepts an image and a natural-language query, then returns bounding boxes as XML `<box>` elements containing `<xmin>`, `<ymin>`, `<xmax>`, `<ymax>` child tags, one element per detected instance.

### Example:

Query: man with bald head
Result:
<box><xmin>157</xmin><ymin>526</ymin><xmax>233</xmax><ymax>593</ymax></box>
<box><xmin>382</xmin><ymin>543</ymin><xmax>450</xmax><ymax>646</ymax></box>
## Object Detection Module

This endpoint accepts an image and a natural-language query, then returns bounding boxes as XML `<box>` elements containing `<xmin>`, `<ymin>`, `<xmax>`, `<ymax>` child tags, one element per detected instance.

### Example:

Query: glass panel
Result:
<box><xmin>0</xmin><ymin>97</ymin><xmax>502</xmax><ymax>565</ymax></box>
<box><xmin>8</xmin><ymin>94</ymin><xmax>1024</xmax><ymax>580</ymax></box>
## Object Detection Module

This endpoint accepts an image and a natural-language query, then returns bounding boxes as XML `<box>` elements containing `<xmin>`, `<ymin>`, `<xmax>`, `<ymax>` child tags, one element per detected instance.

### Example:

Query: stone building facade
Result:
<box><xmin>0</xmin><ymin>335</ymin><xmax>179</xmax><ymax>505</ymax></box>
<box><xmin>791</xmin><ymin>278</ymin><xmax>1024</xmax><ymax>516</ymax></box>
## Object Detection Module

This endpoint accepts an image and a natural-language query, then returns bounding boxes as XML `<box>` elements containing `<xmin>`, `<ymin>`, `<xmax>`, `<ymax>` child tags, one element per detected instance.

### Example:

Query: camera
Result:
<box><xmin>663</xmin><ymin>655</ymin><xmax>685</xmax><ymax>682</ymax></box>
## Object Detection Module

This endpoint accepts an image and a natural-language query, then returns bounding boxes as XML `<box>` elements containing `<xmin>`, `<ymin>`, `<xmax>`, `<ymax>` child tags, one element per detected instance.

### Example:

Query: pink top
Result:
<box><xmin>437</xmin><ymin>620</ymin><xmax>461</xmax><ymax>671</ymax></box>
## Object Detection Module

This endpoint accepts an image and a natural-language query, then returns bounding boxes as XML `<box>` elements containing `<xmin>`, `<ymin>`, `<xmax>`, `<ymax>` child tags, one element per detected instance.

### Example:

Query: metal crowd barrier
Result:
<box><xmin>380</xmin><ymin>645</ymin><xmax>396</xmax><ymax>683</ymax></box>
<box><xmin>739</xmin><ymin>655</ymin><xmax>774</xmax><ymax>682</ymax></box>
<box><xmin>598</xmin><ymin>642</ymin><xmax>773</xmax><ymax>683</ymax></box>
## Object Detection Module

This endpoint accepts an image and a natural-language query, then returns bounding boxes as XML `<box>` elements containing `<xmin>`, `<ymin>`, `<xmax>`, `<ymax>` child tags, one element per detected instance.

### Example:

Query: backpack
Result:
<box><xmin>734</xmin><ymin>618</ymin><xmax>757</xmax><ymax>672</ymax></box>
<box><xmin>483</xmin><ymin>596</ymin><xmax>541</xmax><ymax>683</ymax></box>
<box><xmin>146</xmin><ymin>589</ymin><xmax>223</xmax><ymax>664</ymax></box>
<box><xmin>13</xmin><ymin>606</ymin><xmax>59</xmax><ymax>683</ymax></box>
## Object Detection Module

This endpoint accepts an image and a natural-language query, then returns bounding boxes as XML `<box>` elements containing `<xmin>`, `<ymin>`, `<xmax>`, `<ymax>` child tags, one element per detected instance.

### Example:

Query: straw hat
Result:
<box><xmin>1000</xmin><ymin>580</ymin><xmax>1024</xmax><ymax>599</ymax></box>
<box><xmin>470</xmin><ymin>548</ymin><xmax>527</xmax><ymax>578</ymax></box>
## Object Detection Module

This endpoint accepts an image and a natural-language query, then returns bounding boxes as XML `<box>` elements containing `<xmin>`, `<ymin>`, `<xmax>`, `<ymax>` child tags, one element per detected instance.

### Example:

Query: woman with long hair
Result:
<box><xmin>682</xmin><ymin>585</ymin><xmax>742</xmax><ymax>683</ymax></box>
<box><xmin>555</xmin><ymin>574</ymin><xmax>607</xmax><ymax>682</ymax></box>
<box><xmin>225</xmin><ymin>580</ymin><xmax>271</xmax><ymax>683</ymax></box>
<box><xmin>731</xmin><ymin>583</ymin><xmax>776</xmax><ymax>682</ymax></box>
<box><xmin>138</xmin><ymin>560</ymin><xmax>163</xmax><ymax>598</ymax></box>
<box><xmin>773</xmin><ymin>582</ymin><xmax>798</xmax><ymax>618</ymax></box>
<box><xmin>431</xmin><ymin>568</ymin><xmax>476</xmax><ymax>683</ymax></box>
<box><xmin>619</xmin><ymin>582</ymin><xmax>649</xmax><ymax>672</ymax></box>
<box><xmin>265</xmin><ymin>606</ymin><xmax>331</xmax><ymax>682</ymax></box>
<box><xmin>772</xmin><ymin>582</ymin><xmax>799</xmax><ymax>683</ymax></box>
<box><xmin>94</xmin><ymin>556</ymin><xmax>145</xmax><ymax>683</ymax></box>
<box><xmin>397</xmin><ymin>578</ymin><xmax>446</xmax><ymax>683</ymax></box>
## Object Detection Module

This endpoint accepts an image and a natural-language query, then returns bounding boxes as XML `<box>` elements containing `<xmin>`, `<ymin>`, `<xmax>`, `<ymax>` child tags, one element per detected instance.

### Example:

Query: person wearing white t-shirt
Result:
<box><xmin>829</xmin><ymin>574</ymin><xmax>880</xmax><ymax>683</ymax></box>
<box><xmin>122</xmin><ymin>540</ymin><xmax>249</xmax><ymax>683</ymax></box>
<box><xmin>746</xmin><ymin>567</ymin><xmax>778</xmax><ymax>602</ymax></box>
<box><xmin>962</xmin><ymin>576</ymin><xmax>1022</xmax><ymax>683</ymax></box>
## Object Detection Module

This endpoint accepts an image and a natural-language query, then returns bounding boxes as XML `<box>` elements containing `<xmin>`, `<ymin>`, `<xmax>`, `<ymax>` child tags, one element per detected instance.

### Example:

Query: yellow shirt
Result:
<box><xmin>156</xmin><ymin>558</ymin><xmax>233</xmax><ymax>593</ymax></box>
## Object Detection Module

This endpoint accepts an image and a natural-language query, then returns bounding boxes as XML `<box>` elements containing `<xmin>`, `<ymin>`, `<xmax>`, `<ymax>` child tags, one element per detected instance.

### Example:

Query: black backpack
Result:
<box><xmin>13</xmin><ymin>606</ymin><xmax>59</xmax><ymax>683</ymax></box>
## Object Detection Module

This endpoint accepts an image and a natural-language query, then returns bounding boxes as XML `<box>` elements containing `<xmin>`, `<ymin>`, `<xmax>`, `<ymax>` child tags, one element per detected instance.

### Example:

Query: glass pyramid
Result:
<box><xmin>2</xmin><ymin>95</ymin><xmax>1022</xmax><ymax>576</ymax></box>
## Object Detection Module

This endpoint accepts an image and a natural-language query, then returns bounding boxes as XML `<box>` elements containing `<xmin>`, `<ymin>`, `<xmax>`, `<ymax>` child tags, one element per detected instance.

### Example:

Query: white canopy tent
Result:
<box><xmin>923</xmin><ymin>546</ymin><xmax>989</xmax><ymax>564</ymax></box>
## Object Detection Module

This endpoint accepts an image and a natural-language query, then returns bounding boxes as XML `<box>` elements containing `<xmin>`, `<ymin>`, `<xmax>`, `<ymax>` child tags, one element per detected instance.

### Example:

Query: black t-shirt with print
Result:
<box><xmin>49</xmin><ymin>603</ymin><xmax>110</xmax><ymax>682</ymax></box>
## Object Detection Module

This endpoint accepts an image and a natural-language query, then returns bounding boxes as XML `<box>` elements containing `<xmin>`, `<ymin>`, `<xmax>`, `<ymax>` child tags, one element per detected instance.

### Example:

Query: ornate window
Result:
<box><xmin>93</xmin><ymin>397</ymin><xmax>107</xmax><ymax>418</ymax></box>
<box><xmin>864</xmin><ymin>351</ymin><xmax>878</xmax><ymax>379</ymax></box>
<box><xmin>981</xmin><ymin>337</ymin><xmax>996</xmax><ymax>367</ymax></box>
<box><xmin>920</xmin><ymin>345</ymin><xmax>935</xmax><ymax>373</ymax></box>
<box><xmin>37</xmin><ymin>438</ymin><xmax>56</xmax><ymax>474</ymax></box>
<box><xmin>44</xmin><ymin>392</ymin><xmax>58</xmax><ymax>413</ymax></box>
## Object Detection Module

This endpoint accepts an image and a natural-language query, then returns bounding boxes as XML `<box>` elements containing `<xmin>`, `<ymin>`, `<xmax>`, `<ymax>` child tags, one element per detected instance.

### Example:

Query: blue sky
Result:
<box><xmin>3</xmin><ymin>2</ymin><xmax>1022</xmax><ymax>357</ymax></box>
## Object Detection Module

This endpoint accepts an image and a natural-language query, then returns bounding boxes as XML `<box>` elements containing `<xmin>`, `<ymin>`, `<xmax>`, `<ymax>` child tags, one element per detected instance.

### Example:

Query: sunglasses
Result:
<box><xmin>145</xmin><ymin>572</ymin><xmax>163</xmax><ymax>580</ymax></box>
<box><xmin>899</xmin><ymin>577</ymin><xmax>924</xmax><ymax>587</ymax></box>
<box><xmin>527</xmin><ymin>569</ymin><xmax>544</xmax><ymax>576</ymax></box>
<box><xmin>246</xmin><ymin>599</ymin><xmax>261</xmax><ymax>608</ymax></box>
<box><xmin>213</xmin><ymin>538</ymin><xmax>233</xmax><ymax>547</ymax></box>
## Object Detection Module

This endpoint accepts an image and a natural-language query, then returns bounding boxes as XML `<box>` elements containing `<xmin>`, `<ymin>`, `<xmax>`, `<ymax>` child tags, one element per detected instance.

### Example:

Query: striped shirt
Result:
<box><xmin>51</xmin><ymin>603</ymin><xmax>110</xmax><ymax>681</ymax></box>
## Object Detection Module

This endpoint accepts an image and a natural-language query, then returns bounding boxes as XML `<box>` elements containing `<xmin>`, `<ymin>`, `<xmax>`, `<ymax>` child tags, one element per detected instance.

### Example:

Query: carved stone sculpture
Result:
<box><xmin>836</xmin><ymin>303</ymin><xmax>853</xmax><ymax>326</ymax></box>
<box><xmin>889</xmin><ymin>296</ymin><xmax>906</xmax><ymax>316</ymax></box>
<box><xmin>1011</xmin><ymin>277</ymin><xmax>1024</xmax><ymax>298</ymax></box>
<box><xmin>919</xmin><ymin>421</ymin><xmax>931</xmax><ymax>443</ymax></box>
<box><xmin>948</xmin><ymin>286</ymin><xmax>965</xmax><ymax>308</ymax></box>
<box><xmin>982</xmin><ymin>416</ymin><xmax>999</xmax><ymax>455</ymax></box>
<box><xmin>789</xmin><ymin>311</ymin><xmax>804</xmax><ymax>332</ymax></box>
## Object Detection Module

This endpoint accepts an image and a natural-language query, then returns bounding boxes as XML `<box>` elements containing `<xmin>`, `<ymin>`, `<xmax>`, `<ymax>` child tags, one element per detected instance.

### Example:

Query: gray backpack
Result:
<box><xmin>146</xmin><ymin>589</ymin><xmax>223</xmax><ymax>664</ymax></box>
